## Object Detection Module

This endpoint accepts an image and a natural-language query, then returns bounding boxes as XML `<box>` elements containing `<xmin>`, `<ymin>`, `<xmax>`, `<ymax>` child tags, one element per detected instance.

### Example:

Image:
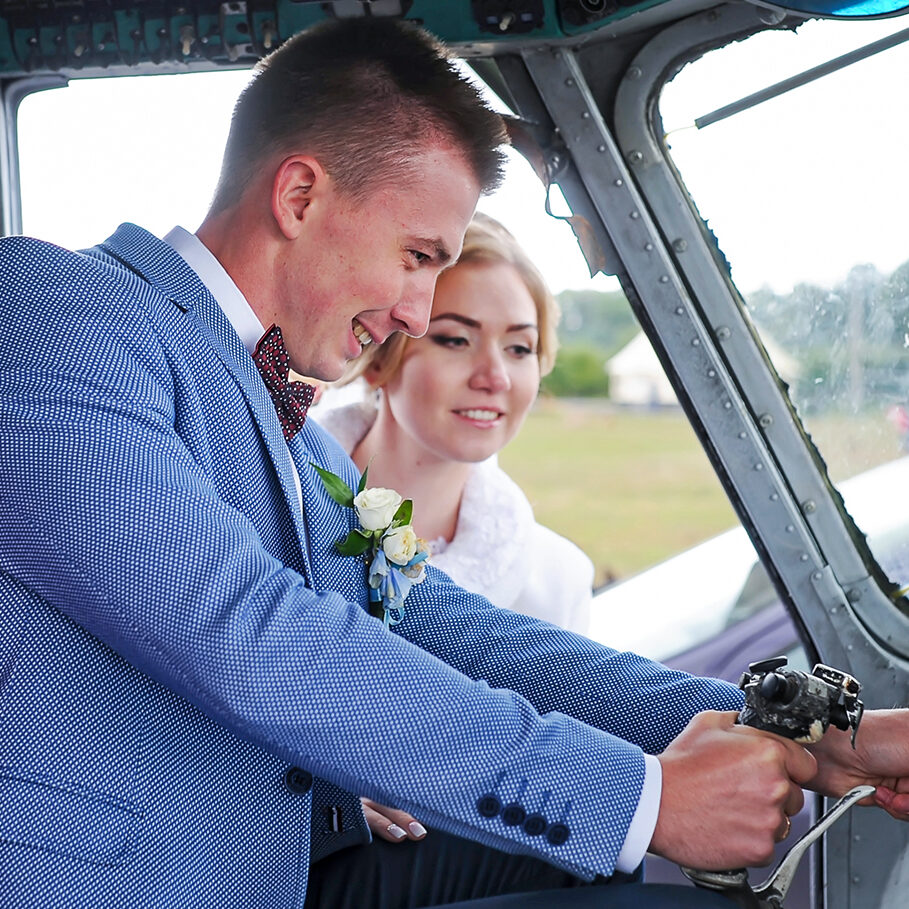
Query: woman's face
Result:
<box><xmin>382</xmin><ymin>259</ymin><xmax>542</xmax><ymax>465</ymax></box>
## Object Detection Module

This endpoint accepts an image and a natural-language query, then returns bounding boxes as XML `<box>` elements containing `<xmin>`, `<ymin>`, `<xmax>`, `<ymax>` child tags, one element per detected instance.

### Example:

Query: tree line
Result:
<box><xmin>544</xmin><ymin>262</ymin><xmax>909</xmax><ymax>413</ymax></box>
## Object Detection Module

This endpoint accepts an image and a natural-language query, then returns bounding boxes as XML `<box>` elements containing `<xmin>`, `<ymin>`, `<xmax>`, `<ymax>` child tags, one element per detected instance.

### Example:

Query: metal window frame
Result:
<box><xmin>515</xmin><ymin>7</ymin><xmax>909</xmax><ymax>904</ymax></box>
<box><xmin>0</xmin><ymin>74</ymin><xmax>66</xmax><ymax>236</ymax></box>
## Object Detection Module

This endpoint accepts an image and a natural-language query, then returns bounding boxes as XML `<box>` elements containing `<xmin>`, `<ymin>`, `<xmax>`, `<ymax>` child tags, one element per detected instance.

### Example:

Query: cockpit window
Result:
<box><xmin>659</xmin><ymin>15</ymin><xmax>909</xmax><ymax>591</ymax></box>
<box><xmin>661</xmin><ymin>17</ymin><xmax>909</xmax><ymax>479</ymax></box>
<box><xmin>17</xmin><ymin>71</ymin><xmax>248</xmax><ymax>248</ymax></box>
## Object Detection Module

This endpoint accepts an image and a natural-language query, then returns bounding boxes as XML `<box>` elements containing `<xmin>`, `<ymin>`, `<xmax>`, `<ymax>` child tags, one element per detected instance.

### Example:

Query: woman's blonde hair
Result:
<box><xmin>346</xmin><ymin>213</ymin><xmax>560</xmax><ymax>388</ymax></box>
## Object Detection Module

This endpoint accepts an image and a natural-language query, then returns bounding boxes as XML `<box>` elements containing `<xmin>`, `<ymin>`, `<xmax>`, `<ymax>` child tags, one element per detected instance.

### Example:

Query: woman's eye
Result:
<box><xmin>430</xmin><ymin>334</ymin><xmax>468</xmax><ymax>348</ymax></box>
<box><xmin>508</xmin><ymin>344</ymin><xmax>536</xmax><ymax>357</ymax></box>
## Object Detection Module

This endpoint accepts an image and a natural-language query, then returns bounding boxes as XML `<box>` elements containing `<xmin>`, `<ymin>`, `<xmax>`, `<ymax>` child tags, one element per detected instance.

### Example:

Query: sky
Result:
<box><xmin>660</xmin><ymin>15</ymin><xmax>909</xmax><ymax>295</ymax></box>
<box><xmin>14</xmin><ymin>13</ymin><xmax>909</xmax><ymax>296</ymax></box>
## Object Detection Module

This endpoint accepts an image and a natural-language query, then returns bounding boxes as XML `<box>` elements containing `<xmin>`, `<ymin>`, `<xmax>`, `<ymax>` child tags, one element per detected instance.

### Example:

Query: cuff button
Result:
<box><xmin>547</xmin><ymin>823</ymin><xmax>570</xmax><ymax>845</ymax></box>
<box><xmin>284</xmin><ymin>767</ymin><xmax>313</xmax><ymax>794</ymax></box>
<box><xmin>501</xmin><ymin>803</ymin><xmax>526</xmax><ymax>826</ymax></box>
<box><xmin>523</xmin><ymin>813</ymin><xmax>547</xmax><ymax>836</ymax></box>
<box><xmin>477</xmin><ymin>794</ymin><xmax>502</xmax><ymax>818</ymax></box>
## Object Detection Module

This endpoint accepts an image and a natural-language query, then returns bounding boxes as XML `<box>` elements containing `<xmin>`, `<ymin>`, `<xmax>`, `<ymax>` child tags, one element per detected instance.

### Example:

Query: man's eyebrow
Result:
<box><xmin>430</xmin><ymin>313</ymin><xmax>539</xmax><ymax>334</ymax></box>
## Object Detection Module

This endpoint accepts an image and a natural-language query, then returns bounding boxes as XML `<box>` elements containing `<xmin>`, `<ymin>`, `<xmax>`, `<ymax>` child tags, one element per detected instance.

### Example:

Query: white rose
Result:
<box><xmin>382</xmin><ymin>525</ymin><xmax>418</xmax><ymax>565</ymax></box>
<box><xmin>354</xmin><ymin>487</ymin><xmax>402</xmax><ymax>531</ymax></box>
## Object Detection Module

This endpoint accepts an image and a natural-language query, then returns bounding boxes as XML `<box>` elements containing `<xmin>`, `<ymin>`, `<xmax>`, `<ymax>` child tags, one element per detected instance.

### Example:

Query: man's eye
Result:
<box><xmin>409</xmin><ymin>249</ymin><xmax>430</xmax><ymax>264</ymax></box>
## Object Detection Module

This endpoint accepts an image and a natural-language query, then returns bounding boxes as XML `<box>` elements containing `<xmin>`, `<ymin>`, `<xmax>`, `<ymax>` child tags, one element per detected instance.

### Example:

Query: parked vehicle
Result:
<box><xmin>588</xmin><ymin>455</ymin><xmax>909</xmax><ymax>904</ymax></box>
<box><xmin>590</xmin><ymin>455</ymin><xmax>909</xmax><ymax>676</ymax></box>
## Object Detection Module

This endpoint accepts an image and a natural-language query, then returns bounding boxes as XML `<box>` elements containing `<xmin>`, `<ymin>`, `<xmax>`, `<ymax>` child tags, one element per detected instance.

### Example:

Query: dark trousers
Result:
<box><xmin>303</xmin><ymin>830</ymin><xmax>735</xmax><ymax>908</ymax></box>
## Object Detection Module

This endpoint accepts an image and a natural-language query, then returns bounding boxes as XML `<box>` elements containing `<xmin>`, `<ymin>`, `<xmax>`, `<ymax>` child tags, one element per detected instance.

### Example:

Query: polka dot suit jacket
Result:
<box><xmin>0</xmin><ymin>224</ymin><xmax>744</xmax><ymax>907</ymax></box>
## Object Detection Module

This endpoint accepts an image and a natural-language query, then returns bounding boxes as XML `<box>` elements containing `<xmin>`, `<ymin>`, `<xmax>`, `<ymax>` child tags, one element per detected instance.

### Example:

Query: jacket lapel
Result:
<box><xmin>94</xmin><ymin>224</ymin><xmax>312</xmax><ymax>581</ymax></box>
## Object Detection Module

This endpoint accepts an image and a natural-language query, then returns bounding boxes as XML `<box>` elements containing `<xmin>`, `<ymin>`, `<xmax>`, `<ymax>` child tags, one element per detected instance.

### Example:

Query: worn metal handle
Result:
<box><xmin>751</xmin><ymin>785</ymin><xmax>875</xmax><ymax>906</ymax></box>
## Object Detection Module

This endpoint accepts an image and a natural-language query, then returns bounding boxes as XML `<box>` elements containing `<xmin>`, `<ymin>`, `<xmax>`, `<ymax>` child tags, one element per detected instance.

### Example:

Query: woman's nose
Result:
<box><xmin>469</xmin><ymin>350</ymin><xmax>511</xmax><ymax>393</ymax></box>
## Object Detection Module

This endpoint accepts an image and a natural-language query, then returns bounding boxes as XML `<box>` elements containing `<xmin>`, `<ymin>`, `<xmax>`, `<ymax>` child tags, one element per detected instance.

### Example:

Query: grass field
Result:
<box><xmin>498</xmin><ymin>400</ymin><xmax>902</xmax><ymax>588</ymax></box>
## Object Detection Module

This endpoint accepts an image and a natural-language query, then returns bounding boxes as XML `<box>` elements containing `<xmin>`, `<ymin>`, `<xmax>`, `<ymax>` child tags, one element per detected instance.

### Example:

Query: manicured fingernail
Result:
<box><xmin>387</xmin><ymin>824</ymin><xmax>407</xmax><ymax>840</ymax></box>
<box><xmin>408</xmin><ymin>821</ymin><xmax>427</xmax><ymax>838</ymax></box>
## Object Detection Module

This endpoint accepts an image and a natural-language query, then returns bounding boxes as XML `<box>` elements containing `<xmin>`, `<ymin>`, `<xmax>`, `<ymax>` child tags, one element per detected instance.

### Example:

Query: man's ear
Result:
<box><xmin>271</xmin><ymin>155</ymin><xmax>326</xmax><ymax>239</ymax></box>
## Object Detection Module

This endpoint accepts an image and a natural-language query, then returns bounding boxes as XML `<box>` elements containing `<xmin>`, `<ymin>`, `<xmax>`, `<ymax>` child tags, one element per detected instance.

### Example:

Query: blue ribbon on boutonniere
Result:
<box><xmin>311</xmin><ymin>463</ymin><xmax>430</xmax><ymax>628</ymax></box>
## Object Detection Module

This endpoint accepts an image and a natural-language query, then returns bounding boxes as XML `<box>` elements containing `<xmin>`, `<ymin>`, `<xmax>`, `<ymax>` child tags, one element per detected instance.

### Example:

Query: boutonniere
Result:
<box><xmin>312</xmin><ymin>464</ymin><xmax>430</xmax><ymax>628</ymax></box>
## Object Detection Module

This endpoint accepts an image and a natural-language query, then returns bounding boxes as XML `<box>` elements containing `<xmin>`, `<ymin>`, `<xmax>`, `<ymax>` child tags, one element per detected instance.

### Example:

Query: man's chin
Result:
<box><xmin>288</xmin><ymin>363</ymin><xmax>339</xmax><ymax>385</ymax></box>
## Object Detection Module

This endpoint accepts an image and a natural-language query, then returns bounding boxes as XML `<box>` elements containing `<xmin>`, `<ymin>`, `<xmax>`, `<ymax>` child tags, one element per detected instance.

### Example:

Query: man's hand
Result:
<box><xmin>361</xmin><ymin>798</ymin><xmax>428</xmax><ymax>843</ymax></box>
<box><xmin>807</xmin><ymin>708</ymin><xmax>909</xmax><ymax>822</ymax></box>
<box><xmin>650</xmin><ymin>710</ymin><xmax>817</xmax><ymax>870</ymax></box>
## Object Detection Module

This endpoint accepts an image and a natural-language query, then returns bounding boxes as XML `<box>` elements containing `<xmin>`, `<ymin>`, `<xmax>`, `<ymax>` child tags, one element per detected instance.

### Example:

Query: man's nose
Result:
<box><xmin>391</xmin><ymin>276</ymin><xmax>436</xmax><ymax>338</ymax></box>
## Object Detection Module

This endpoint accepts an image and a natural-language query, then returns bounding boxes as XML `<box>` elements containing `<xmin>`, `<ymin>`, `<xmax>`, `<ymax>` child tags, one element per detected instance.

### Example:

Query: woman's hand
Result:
<box><xmin>808</xmin><ymin>708</ymin><xmax>909</xmax><ymax>821</ymax></box>
<box><xmin>361</xmin><ymin>798</ymin><xmax>428</xmax><ymax>843</ymax></box>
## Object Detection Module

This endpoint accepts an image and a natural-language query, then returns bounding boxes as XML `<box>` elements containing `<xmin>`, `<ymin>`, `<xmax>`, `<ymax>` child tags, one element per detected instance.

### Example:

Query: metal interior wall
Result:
<box><xmin>0</xmin><ymin>80</ymin><xmax>20</xmax><ymax>234</ymax></box>
<box><xmin>616</xmin><ymin>8</ymin><xmax>909</xmax><ymax>904</ymax></box>
<box><xmin>605</xmin><ymin>11</ymin><xmax>909</xmax><ymax>902</ymax></box>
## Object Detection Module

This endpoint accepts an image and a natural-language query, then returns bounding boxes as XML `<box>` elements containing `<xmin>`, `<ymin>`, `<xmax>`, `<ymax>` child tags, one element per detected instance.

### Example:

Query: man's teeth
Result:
<box><xmin>460</xmin><ymin>409</ymin><xmax>499</xmax><ymax>421</ymax></box>
<box><xmin>353</xmin><ymin>321</ymin><xmax>372</xmax><ymax>347</ymax></box>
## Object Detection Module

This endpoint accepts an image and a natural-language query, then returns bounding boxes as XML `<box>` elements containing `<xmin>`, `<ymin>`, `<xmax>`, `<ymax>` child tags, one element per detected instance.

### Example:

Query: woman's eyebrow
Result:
<box><xmin>430</xmin><ymin>313</ymin><xmax>539</xmax><ymax>334</ymax></box>
<box><xmin>430</xmin><ymin>313</ymin><xmax>481</xmax><ymax>329</ymax></box>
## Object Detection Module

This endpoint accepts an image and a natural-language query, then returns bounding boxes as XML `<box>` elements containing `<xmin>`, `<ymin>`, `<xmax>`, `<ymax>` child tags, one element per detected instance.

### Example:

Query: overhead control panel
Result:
<box><xmin>0</xmin><ymin>0</ymin><xmax>670</xmax><ymax>77</ymax></box>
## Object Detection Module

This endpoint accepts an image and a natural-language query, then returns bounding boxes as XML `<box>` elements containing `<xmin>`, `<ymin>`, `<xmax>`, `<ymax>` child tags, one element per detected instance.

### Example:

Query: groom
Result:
<box><xmin>2</xmin><ymin>15</ymin><xmax>908</xmax><ymax>909</ymax></box>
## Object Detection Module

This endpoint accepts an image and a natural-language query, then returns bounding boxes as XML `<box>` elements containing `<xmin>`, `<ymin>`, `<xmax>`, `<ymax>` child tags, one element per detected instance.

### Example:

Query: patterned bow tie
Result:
<box><xmin>252</xmin><ymin>324</ymin><xmax>315</xmax><ymax>442</ymax></box>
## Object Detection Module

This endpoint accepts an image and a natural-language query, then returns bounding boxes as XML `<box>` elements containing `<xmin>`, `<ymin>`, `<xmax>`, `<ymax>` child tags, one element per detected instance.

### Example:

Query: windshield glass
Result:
<box><xmin>659</xmin><ymin>17</ymin><xmax>909</xmax><ymax>584</ymax></box>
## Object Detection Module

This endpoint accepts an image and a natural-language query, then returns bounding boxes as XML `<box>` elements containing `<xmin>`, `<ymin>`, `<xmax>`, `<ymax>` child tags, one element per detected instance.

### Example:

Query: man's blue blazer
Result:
<box><xmin>0</xmin><ymin>224</ymin><xmax>743</xmax><ymax>907</ymax></box>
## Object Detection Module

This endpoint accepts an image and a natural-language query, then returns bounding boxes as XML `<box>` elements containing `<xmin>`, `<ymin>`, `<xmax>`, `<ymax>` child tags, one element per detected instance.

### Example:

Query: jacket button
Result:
<box><xmin>547</xmin><ymin>823</ymin><xmax>570</xmax><ymax>845</ymax></box>
<box><xmin>501</xmin><ymin>803</ymin><xmax>526</xmax><ymax>826</ymax></box>
<box><xmin>523</xmin><ymin>813</ymin><xmax>547</xmax><ymax>836</ymax></box>
<box><xmin>476</xmin><ymin>794</ymin><xmax>502</xmax><ymax>818</ymax></box>
<box><xmin>284</xmin><ymin>767</ymin><xmax>313</xmax><ymax>794</ymax></box>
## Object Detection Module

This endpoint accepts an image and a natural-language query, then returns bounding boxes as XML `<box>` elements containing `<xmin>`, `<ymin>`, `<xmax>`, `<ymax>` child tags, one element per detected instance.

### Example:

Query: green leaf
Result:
<box><xmin>311</xmin><ymin>463</ymin><xmax>355</xmax><ymax>508</ymax></box>
<box><xmin>392</xmin><ymin>499</ymin><xmax>413</xmax><ymax>527</ymax></box>
<box><xmin>357</xmin><ymin>464</ymin><xmax>369</xmax><ymax>495</ymax></box>
<box><xmin>335</xmin><ymin>529</ymin><xmax>373</xmax><ymax>557</ymax></box>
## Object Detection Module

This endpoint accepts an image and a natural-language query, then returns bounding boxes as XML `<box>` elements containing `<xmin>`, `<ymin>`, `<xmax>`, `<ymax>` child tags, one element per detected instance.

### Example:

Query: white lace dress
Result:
<box><xmin>315</xmin><ymin>401</ymin><xmax>593</xmax><ymax>635</ymax></box>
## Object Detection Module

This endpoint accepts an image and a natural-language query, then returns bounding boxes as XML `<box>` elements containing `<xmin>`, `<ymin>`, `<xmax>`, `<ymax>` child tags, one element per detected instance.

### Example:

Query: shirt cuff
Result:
<box><xmin>614</xmin><ymin>753</ymin><xmax>662</xmax><ymax>874</ymax></box>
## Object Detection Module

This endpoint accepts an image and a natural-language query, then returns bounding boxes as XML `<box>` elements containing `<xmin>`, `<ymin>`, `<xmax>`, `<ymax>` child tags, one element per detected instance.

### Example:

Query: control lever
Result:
<box><xmin>682</xmin><ymin>785</ymin><xmax>874</xmax><ymax>907</ymax></box>
<box><xmin>751</xmin><ymin>785</ymin><xmax>874</xmax><ymax>906</ymax></box>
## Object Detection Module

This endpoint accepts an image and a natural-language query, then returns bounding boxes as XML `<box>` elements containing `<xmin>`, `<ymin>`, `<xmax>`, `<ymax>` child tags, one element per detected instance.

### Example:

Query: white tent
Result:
<box><xmin>606</xmin><ymin>333</ymin><xmax>678</xmax><ymax>407</ymax></box>
<box><xmin>606</xmin><ymin>331</ymin><xmax>801</xmax><ymax>407</ymax></box>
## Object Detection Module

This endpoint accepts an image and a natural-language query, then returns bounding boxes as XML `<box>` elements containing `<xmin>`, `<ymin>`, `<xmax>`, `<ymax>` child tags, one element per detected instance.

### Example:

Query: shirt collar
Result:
<box><xmin>163</xmin><ymin>226</ymin><xmax>265</xmax><ymax>355</ymax></box>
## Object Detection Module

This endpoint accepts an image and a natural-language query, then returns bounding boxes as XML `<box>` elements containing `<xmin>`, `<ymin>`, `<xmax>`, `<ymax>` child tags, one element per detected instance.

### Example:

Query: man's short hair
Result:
<box><xmin>210</xmin><ymin>17</ymin><xmax>508</xmax><ymax>211</ymax></box>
